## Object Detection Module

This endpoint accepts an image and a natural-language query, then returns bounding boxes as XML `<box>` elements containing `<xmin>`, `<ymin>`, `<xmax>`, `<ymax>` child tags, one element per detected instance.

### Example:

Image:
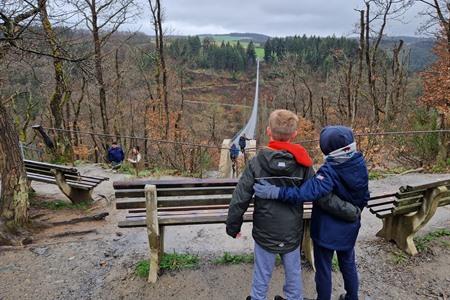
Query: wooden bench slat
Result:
<box><xmin>118</xmin><ymin>212</ymin><xmax>253</xmax><ymax>227</ymax></box>
<box><xmin>113</xmin><ymin>178</ymin><xmax>239</xmax><ymax>190</ymax></box>
<box><xmin>27</xmin><ymin>174</ymin><xmax>93</xmax><ymax>190</ymax></box>
<box><xmin>27</xmin><ymin>172</ymin><xmax>98</xmax><ymax>188</ymax></box>
<box><xmin>118</xmin><ymin>209</ymin><xmax>312</xmax><ymax>227</ymax></box>
<box><xmin>367</xmin><ymin>197</ymin><xmax>396</xmax><ymax>208</ymax></box>
<box><xmin>395</xmin><ymin>190</ymin><xmax>426</xmax><ymax>199</ymax></box>
<box><xmin>115</xmin><ymin>186</ymin><xmax>236</xmax><ymax>198</ymax></box>
<box><xmin>24</xmin><ymin>160</ymin><xmax>79</xmax><ymax>174</ymax></box>
<box><xmin>369</xmin><ymin>206</ymin><xmax>394</xmax><ymax>217</ymax></box>
<box><xmin>399</xmin><ymin>179</ymin><xmax>450</xmax><ymax>193</ymax></box>
<box><xmin>26</xmin><ymin>169</ymin><xmax>105</xmax><ymax>185</ymax></box>
<box><xmin>116</xmin><ymin>194</ymin><xmax>234</xmax><ymax>209</ymax></box>
<box><xmin>127</xmin><ymin>204</ymin><xmax>312</xmax><ymax>215</ymax></box>
<box><xmin>130</xmin><ymin>204</ymin><xmax>241</xmax><ymax>213</ymax></box>
<box><xmin>393</xmin><ymin>202</ymin><xmax>424</xmax><ymax>215</ymax></box>
<box><xmin>24</xmin><ymin>164</ymin><xmax>79</xmax><ymax>175</ymax></box>
<box><xmin>394</xmin><ymin>195</ymin><xmax>424</xmax><ymax>207</ymax></box>
<box><xmin>126</xmin><ymin>210</ymin><xmax>313</xmax><ymax>219</ymax></box>
<box><xmin>374</xmin><ymin>210</ymin><xmax>393</xmax><ymax>218</ymax></box>
<box><xmin>368</xmin><ymin>192</ymin><xmax>397</xmax><ymax>200</ymax></box>
<box><xmin>25</xmin><ymin>162</ymin><xmax>108</xmax><ymax>183</ymax></box>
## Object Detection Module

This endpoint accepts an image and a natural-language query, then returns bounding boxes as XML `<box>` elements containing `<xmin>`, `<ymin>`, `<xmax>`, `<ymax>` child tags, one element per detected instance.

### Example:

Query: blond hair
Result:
<box><xmin>268</xmin><ymin>109</ymin><xmax>299</xmax><ymax>141</ymax></box>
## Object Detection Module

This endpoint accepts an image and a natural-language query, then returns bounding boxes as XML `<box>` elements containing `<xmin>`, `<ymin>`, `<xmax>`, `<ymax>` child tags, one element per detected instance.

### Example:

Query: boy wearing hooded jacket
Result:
<box><xmin>254</xmin><ymin>126</ymin><xmax>369</xmax><ymax>300</ymax></box>
<box><xmin>226</xmin><ymin>111</ymin><xmax>359</xmax><ymax>300</ymax></box>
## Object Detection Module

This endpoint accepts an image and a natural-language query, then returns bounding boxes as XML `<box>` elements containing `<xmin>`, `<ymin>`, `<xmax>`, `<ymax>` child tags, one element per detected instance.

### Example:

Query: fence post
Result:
<box><xmin>145</xmin><ymin>184</ymin><xmax>159</xmax><ymax>283</ymax></box>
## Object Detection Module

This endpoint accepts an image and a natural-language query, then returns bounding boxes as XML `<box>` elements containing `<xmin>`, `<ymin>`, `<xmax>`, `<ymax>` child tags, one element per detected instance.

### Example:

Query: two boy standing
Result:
<box><xmin>226</xmin><ymin>109</ymin><xmax>369</xmax><ymax>300</ymax></box>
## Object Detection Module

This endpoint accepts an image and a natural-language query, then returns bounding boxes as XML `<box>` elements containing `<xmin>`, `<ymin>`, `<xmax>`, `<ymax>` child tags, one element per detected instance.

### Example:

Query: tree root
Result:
<box><xmin>0</xmin><ymin>218</ymin><xmax>31</xmax><ymax>246</ymax></box>
<box><xmin>50</xmin><ymin>212</ymin><xmax>109</xmax><ymax>226</ymax></box>
<box><xmin>50</xmin><ymin>229</ymin><xmax>97</xmax><ymax>238</ymax></box>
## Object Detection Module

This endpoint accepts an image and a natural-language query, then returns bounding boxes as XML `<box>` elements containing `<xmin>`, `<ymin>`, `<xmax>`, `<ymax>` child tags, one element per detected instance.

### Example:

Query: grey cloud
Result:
<box><xmin>125</xmin><ymin>0</ymin><xmax>429</xmax><ymax>37</ymax></box>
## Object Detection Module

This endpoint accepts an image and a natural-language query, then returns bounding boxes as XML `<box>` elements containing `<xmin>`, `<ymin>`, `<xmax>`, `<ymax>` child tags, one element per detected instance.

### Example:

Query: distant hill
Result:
<box><xmin>131</xmin><ymin>30</ymin><xmax>436</xmax><ymax>72</ymax></box>
<box><xmin>195</xmin><ymin>33</ymin><xmax>435</xmax><ymax>72</ymax></box>
<box><xmin>380</xmin><ymin>36</ymin><xmax>436</xmax><ymax>72</ymax></box>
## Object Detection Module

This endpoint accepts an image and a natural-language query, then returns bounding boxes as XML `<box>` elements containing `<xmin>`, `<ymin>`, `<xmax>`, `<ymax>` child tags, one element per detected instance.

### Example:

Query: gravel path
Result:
<box><xmin>0</xmin><ymin>165</ymin><xmax>449</xmax><ymax>300</ymax></box>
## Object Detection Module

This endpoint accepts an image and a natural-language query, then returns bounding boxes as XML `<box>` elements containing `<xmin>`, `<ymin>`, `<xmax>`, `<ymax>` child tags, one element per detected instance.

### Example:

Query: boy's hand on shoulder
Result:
<box><xmin>253</xmin><ymin>179</ymin><xmax>280</xmax><ymax>200</ymax></box>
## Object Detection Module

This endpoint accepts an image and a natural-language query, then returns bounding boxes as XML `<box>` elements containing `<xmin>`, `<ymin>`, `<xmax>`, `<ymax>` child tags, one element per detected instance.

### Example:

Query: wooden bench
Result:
<box><xmin>114</xmin><ymin>178</ymin><xmax>450</xmax><ymax>283</ymax></box>
<box><xmin>367</xmin><ymin>179</ymin><xmax>450</xmax><ymax>255</ymax></box>
<box><xmin>114</xmin><ymin>178</ymin><xmax>313</xmax><ymax>283</ymax></box>
<box><xmin>26</xmin><ymin>159</ymin><xmax>109</xmax><ymax>203</ymax></box>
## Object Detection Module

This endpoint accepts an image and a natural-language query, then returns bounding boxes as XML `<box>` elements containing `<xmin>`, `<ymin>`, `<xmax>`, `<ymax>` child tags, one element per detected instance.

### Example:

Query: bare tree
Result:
<box><xmin>69</xmin><ymin>0</ymin><xmax>136</xmax><ymax>142</ymax></box>
<box><xmin>148</xmin><ymin>0</ymin><xmax>169</xmax><ymax>138</ymax></box>
<box><xmin>38</xmin><ymin>0</ymin><xmax>73</xmax><ymax>156</ymax></box>
<box><xmin>362</xmin><ymin>0</ymin><xmax>408</xmax><ymax>125</ymax></box>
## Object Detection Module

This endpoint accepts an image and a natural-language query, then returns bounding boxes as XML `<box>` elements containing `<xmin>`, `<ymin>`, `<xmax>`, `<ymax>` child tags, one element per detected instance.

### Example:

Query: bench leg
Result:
<box><xmin>52</xmin><ymin>169</ymin><xmax>93</xmax><ymax>204</ymax></box>
<box><xmin>376</xmin><ymin>216</ymin><xmax>418</xmax><ymax>255</ymax></box>
<box><xmin>302</xmin><ymin>219</ymin><xmax>315</xmax><ymax>271</ymax></box>
<box><xmin>146</xmin><ymin>184</ymin><xmax>160</xmax><ymax>283</ymax></box>
<box><xmin>159</xmin><ymin>225</ymin><xmax>165</xmax><ymax>259</ymax></box>
<box><xmin>376</xmin><ymin>186</ymin><xmax>448</xmax><ymax>255</ymax></box>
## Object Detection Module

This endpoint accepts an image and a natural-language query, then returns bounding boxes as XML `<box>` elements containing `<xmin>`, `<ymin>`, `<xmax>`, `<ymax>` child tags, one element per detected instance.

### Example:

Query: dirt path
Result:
<box><xmin>0</xmin><ymin>165</ymin><xmax>449</xmax><ymax>300</ymax></box>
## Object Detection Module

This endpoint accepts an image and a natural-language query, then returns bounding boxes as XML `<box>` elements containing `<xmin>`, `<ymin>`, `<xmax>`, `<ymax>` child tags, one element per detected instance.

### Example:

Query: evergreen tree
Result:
<box><xmin>246</xmin><ymin>41</ymin><xmax>257</xmax><ymax>66</ymax></box>
<box><xmin>189</xmin><ymin>36</ymin><xmax>201</xmax><ymax>56</ymax></box>
<box><xmin>264</xmin><ymin>38</ymin><xmax>273</xmax><ymax>63</ymax></box>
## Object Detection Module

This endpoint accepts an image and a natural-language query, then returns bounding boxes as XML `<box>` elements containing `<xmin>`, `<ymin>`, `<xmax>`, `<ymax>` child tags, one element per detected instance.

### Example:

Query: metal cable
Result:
<box><xmin>39</xmin><ymin>126</ymin><xmax>450</xmax><ymax>151</ymax></box>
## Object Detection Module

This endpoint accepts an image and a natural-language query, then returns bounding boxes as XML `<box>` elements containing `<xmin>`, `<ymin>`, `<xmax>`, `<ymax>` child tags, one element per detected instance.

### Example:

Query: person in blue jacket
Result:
<box><xmin>253</xmin><ymin>126</ymin><xmax>369</xmax><ymax>300</ymax></box>
<box><xmin>107</xmin><ymin>141</ymin><xmax>125</xmax><ymax>169</ymax></box>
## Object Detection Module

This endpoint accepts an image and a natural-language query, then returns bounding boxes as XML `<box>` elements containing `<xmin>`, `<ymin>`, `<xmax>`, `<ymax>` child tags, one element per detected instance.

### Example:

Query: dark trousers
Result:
<box><xmin>313</xmin><ymin>242</ymin><xmax>359</xmax><ymax>300</ymax></box>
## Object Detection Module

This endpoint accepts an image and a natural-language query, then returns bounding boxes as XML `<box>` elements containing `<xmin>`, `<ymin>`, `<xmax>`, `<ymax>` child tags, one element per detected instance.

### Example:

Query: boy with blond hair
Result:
<box><xmin>227</xmin><ymin>110</ymin><xmax>358</xmax><ymax>300</ymax></box>
<box><xmin>227</xmin><ymin>109</ymin><xmax>315</xmax><ymax>300</ymax></box>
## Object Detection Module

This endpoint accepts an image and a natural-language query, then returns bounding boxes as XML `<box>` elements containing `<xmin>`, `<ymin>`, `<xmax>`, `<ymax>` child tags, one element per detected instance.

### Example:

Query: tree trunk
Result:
<box><xmin>90</xmin><ymin>1</ymin><xmax>109</xmax><ymax>141</ymax></box>
<box><xmin>157</xmin><ymin>2</ymin><xmax>170</xmax><ymax>140</ymax></box>
<box><xmin>39</xmin><ymin>0</ymin><xmax>72</xmax><ymax>156</ymax></box>
<box><xmin>436</xmin><ymin>113</ymin><xmax>448</xmax><ymax>162</ymax></box>
<box><xmin>352</xmin><ymin>9</ymin><xmax>365</xmax><ymax>126</ymax></box>
<box><xmin>150</xmin><ymin>0</ymin><xmax>169</xmax><ymax>139</ymax></box>
<box><xmin>346</xmin><ymin>61</ymin><xmax>353</xmax><ymax>123</ymax></box>
<box><xmin>72</xmin><ymin>77</ymin><xmax>86</xmax><ymax>150</ymax></box>
<box><xmin>0</xmin><ymin>102</ymin><xmax>29</xmax><ymax>244</ymax></box>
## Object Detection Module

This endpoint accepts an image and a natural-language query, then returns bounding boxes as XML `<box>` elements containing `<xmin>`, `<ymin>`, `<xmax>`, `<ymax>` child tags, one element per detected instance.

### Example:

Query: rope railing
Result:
<box><xmin>39</xmin><ymin>126</ymin><xmax>450</xmax><ymax>151</ymax></box>
<box><xmin>40</xmin><ymin>126</ymin><xmax>225</xmax><ymax>150</ymax></box>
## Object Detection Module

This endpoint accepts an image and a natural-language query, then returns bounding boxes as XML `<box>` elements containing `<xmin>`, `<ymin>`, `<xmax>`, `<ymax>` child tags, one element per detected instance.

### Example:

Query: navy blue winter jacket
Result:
<box><xmin>278</xmin><ymin>152</ymin><xmax>369</xmax><ymax>250</ymax></box>
<box><xmin>107</xmin><ymin>147</ymin><xmax>124</xmax><ymax>163</ymax></box>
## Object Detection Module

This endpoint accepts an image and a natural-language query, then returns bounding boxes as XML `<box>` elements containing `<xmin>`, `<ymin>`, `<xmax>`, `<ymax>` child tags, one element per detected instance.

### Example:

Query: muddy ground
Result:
<box><xmin>0</xmin><ymin>164</ymin><xmax>449</xmax><ymax>300</ymax></box>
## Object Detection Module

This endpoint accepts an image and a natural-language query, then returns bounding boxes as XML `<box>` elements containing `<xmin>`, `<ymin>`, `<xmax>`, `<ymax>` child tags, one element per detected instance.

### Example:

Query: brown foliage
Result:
<box><xmin>420</xmin><ymin>29</ymin><xmax>450</xmax><ymax>115</ymax></box>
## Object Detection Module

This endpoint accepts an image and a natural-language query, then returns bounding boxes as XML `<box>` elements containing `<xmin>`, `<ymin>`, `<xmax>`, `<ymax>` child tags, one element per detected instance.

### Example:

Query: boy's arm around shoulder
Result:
<box><xmin>316</xmin><ymin>194</ymin><xmax>361</xmax><ymax>222</ymax></box>
<box><xmin>279</xmin><ymin>164</ymin><xmax>334</xmax><ymax>203</ymax></box>
<box><xmin>226</xmin><ymin>160</ymin><xmax>255</xmax><ymax>238</ymax></box>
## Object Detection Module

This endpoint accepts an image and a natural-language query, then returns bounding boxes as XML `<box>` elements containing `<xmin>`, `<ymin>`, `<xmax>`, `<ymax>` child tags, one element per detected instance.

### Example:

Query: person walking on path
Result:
<box><xmin>127</xmin><ymin>146</ymin><xmax>142</xmax><ymax>177</ymax></box>
<box><xmin>230</xmin><ymin>143</ymin><xmax>240</xmax><ymax>177</ymax></box>
<box><xmin>239</xmin><ymin>133</ymin><xmax>251</xmax><ymax>162</ymax></box>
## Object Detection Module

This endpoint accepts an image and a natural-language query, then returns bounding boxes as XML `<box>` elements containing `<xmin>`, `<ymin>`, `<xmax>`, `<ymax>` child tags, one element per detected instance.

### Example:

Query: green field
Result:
<box><xmin>200</xmin><ymin>35</ymin><xmax>265</xmax><ymax>59</ymax></box>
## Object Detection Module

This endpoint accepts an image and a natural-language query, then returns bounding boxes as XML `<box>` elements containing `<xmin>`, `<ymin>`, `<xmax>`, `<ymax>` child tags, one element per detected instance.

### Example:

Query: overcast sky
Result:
<box><xmin>125</xmin><ymin>0</ymin><xmax>429</xmax><ymax>37</ymax></box>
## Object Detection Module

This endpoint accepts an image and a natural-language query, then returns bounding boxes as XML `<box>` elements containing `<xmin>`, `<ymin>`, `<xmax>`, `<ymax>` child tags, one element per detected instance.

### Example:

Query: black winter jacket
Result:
<box><xmin>226</xmin><ymin>148</ymin><xmax>315</xmax><ymax>254</ymax></box>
